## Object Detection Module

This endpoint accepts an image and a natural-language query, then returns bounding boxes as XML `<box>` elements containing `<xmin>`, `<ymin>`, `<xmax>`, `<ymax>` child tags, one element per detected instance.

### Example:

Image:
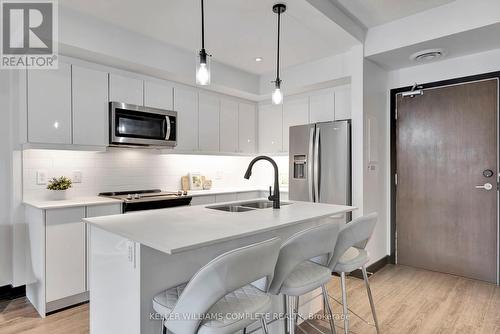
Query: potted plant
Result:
<box><xmin>47</xmin><ymin>176</ymin><xmax>72</xmax><ymax>200</ymax></box>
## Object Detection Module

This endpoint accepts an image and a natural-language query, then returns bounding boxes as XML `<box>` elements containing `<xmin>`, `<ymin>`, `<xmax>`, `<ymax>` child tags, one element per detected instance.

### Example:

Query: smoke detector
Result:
<box><xmin>410</xmin><ymin>49</ymin><xmax>446</xmax><ymax>63</ymax></box>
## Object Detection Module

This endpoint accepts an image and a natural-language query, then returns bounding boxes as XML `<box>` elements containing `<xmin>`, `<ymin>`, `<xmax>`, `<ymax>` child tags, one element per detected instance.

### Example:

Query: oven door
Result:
<box><xmin>110</xmin><ymin>102</ymin><xmax>177</xmax><ymax>147</ymax></box>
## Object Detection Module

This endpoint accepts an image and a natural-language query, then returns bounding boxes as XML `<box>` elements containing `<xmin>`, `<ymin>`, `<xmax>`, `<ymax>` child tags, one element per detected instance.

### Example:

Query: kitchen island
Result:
<box><xmin>84</xmin><ymin>199</ymin><xmax>355</xmax><ymax>334</ymax></box>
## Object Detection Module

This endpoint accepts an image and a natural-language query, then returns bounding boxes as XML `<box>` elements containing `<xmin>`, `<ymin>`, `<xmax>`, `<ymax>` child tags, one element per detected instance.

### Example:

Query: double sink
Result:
<box><xmin>207</xmin><ymin>200</ymin><xmax>292</xmax><ymax>212</ymax></box>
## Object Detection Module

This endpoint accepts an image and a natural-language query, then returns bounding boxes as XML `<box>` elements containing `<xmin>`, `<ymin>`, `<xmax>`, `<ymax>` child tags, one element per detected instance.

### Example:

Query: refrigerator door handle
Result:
<box><xmin>308</xmin><ymin>127</ymin><xmax>315</xmax><ymax>202</ymax></box>
<box><xmin>314</xmin><ymin>127</ymin><xmax>320</xmax><ymax>202</ymax></box>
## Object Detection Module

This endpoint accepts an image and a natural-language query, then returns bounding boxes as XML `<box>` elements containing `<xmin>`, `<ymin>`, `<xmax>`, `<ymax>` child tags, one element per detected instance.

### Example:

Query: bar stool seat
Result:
<box><xmin>153</xmin><ymin>282</ymin><xmax>272</xmax><ymax>334</ymax></box>
<box><xmin>333</xmin><ymin>247</ymin><xmax>368</xmax><ymax>273</ymax></box>
<box><xmin>280</xmin><ymin>260</ymin><xmax>332</xmax><ymax>296</ymax></box>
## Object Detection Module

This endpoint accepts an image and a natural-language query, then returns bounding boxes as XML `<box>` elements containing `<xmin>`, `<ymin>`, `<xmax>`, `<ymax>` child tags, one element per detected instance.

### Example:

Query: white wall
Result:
<box><xmin>22</xmin><ymin>150</ymin><xmax>288</xmax><ymax>201</ymax></box>
<box><xmin>363</xmin><ymin>59</ymin><xmax>390</xmax><ymax>264</ymax></box>
<box><xmin>0</xmin><ymin>71</ymin><xmax>13</xmax><ymax>286</ymax></box>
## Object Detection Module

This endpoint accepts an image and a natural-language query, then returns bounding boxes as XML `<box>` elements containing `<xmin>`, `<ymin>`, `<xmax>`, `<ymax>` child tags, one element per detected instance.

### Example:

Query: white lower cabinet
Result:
<box><xmin>25</xmin><ymin>203</ymin><xmax>122</xmax><ymax>316</ymax></box>
<box><xmin>45</xmin><ymin>207</ymin><xmax>86</xmax><ymax>303</ymax></box>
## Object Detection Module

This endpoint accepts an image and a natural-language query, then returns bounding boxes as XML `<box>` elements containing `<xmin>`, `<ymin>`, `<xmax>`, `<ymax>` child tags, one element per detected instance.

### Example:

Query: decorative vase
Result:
<box><xmin>49</xmin><ymin>190</ymin><xmax>67</xmax><ymax>201</ymax></box>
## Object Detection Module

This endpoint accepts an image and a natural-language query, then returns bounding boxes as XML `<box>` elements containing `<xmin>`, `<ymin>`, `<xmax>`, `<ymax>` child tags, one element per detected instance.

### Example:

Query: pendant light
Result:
<box><xmin>196</xmin><ymin>0</ymin><xmax>211</xmax><ymax>85</ymax></box>
<box><xmin>271</xmin><ymin>3</ymin><xmax>286</xmax><ymax>105</ymax></box>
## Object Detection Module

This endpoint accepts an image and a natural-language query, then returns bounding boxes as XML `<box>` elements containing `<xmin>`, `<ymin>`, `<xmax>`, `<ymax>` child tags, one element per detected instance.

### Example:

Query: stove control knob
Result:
<box><xmin>134</xmin><ymin>193</ymin><xmax>140</xmax><ymax>199</ymax></box>
<box><xmin>177</xmin><ymin>191</ymin><xmax>183</xmax><ymax>196</ymax></box>
<box><xmin>126</xmin><ymin>194</ymin><xmax>133</xmax><ymax>200</ymax></box>
<box><xmin>183</xmin><ymin>191</ymin><xmax>188</xmax><ymax>196</ymax></box>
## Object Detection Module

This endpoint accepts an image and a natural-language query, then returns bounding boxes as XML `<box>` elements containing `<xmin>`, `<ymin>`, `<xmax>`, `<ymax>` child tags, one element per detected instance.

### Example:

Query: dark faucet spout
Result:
<box><xmin>244</xmin><ymin>155</ymin><xmax>280</xmax><ymax>209</ymax></box>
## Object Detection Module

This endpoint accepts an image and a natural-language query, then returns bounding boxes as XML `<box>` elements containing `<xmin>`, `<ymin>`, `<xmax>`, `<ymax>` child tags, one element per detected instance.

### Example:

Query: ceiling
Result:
<box><xmin>367</xmin><ymin>23</ymin><xmax>500</xmax><ymax>70</ymax></box>
<box><xmin>60</xmin><ymin>0</ymin><xmax>359</xmax><ymax>75</ymax></box>
<box><xmin>335</xmin><ymin>0</ymin><xmax>456</xmax><ymax>28</ymax></box>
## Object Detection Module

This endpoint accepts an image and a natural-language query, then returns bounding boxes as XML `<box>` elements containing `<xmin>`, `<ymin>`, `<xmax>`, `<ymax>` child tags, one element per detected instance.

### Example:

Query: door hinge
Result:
<box><xmin>394</xmin><ymin>173</ymin><xmax>398</xmax><ymax>186</ymax></box>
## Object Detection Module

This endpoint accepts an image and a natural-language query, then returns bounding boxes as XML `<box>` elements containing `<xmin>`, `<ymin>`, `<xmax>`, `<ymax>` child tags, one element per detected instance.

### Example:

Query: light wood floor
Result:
<box><xmin>0</xmin><ymin>265</ymin><xmax>498</xmax><ymax>334</ymax></box>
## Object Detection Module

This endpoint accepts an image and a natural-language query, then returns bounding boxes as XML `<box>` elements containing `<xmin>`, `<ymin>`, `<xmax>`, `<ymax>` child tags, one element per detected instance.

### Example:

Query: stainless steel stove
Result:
<box><xmin>99</xmin><ymin>189</ymin><xmax>192</xmax><ymax>213</ymax></box>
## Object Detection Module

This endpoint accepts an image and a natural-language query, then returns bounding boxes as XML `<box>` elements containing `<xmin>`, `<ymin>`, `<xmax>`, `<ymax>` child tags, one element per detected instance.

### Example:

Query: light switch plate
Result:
<box><xmin>72</xmin><ymin>171</ymin><xmax>82</xmax><ymax>183</ymax></box>
<box><xmin>36</xmin><ymin>170</ymin><xmax>47</xmax><ymax>185</ymax></box>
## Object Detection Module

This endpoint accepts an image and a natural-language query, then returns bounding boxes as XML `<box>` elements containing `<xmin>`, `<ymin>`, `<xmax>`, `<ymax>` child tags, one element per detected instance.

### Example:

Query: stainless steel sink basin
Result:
<box><xmin>241</xmin><ymin>200</ymin><xmax>292</xmax><ymax>209</ymax></box>
<box><xmin>207</xmin><ymin>205</ymin><xmax>256</xmax><ymax>212</ymax></box>
<box><xmin>207</xmin><ymin>200</ymin><xmax>292</xmax><ymax>212</ymax></box>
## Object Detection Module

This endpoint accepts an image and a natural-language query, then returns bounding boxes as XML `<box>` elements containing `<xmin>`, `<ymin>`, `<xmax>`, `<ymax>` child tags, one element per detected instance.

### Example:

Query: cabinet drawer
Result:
<box><xmin>87</xmin><ymin>204</ymin><xmax>122</xmax><ymax>217</ymax></box>
<box><xmin>45</xmin><ymin>207</ymin><xmax>86</xmax><ymax>302</ymax></box>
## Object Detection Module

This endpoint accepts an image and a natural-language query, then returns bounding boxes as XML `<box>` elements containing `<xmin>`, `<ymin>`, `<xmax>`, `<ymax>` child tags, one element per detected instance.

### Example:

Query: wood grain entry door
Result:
<box><xmin>396</xmin><ymin>79</ymin><xmax>498</xmax><ymax>283</ymax></box>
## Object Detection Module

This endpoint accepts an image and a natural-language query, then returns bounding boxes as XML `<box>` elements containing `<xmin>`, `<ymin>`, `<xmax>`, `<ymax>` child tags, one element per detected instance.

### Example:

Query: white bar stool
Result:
<box><xmin>152</xmin><ymin>238</ymin><xmax>281</xmax><ymax>334</ymax></box>
<box><xmin>328</xmin><ymin>213</ymin><xmax>380</xmax><ymax>334</ymax></box>
<box><xmin>268</xmin><ymin>220</ymin><xmax>343</xmax><ymax>334</ymax></box>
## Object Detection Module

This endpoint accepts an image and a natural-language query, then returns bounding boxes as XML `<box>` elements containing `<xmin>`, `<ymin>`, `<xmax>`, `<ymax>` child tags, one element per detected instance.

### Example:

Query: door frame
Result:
<box><xmin>390</xmin><ymin>71</ymin><xmax>500</xmax><ymax>284</ymax></box>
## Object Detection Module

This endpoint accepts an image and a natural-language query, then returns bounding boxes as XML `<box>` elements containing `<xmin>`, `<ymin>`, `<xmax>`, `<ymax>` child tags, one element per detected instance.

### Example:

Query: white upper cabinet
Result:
<box><xmin>144</xmin><ymin>80</ymin><xmax>173</xmax><ymax>110</ymax></box>
<box><xmin>198</xmin><ymin>92</ymin><xmax>220</xmax><ymax>152</ymax></box>
<box><xmin>173</xmin><ymin>86</ymin><xmax>198</xmax><ymax>151</ymax></box>
<box><xmin>109</xmin><ymin>74</ymin><xmax>143</xmax><ymax>106</ymax></box>
<box><xmin>219</xmin><ymin>98</ymin><xmax>238</xmax><ymax>153</ymax></box>
<box><xmin>309</xmin><ymin>88</ymin><xmax>335</xmax><ymax>123</ymax></box>
<box><xmin>283</xmin><ymin>96</ymin><xmax>309</xmax><ymax>152</ymax></box>
<box><xmin>72</xmin><ymin>65</ymin><xmax>109</xmax><ymax>146</ymax></box>
<box><xmin>238</xmin><ymin>103</ymin><xmax>257</xmax><ymax>154</ymax></box>
<box><xmin>334</xmin><ymin>85</ymin><xmax>351</xmax><ymax>120</ymax></box>
<box><xmin>27</xmin><ymin>62</ymin><xmax>72</xmax><ymax>144</ymax></box>
<box><xmin>259</xmin><ymin>103</ymin><xmax>283</xmax><ymax>153</ymax></box>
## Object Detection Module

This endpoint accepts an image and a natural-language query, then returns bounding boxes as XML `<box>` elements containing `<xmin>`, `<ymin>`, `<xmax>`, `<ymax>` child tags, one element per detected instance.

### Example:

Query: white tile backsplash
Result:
<box><xmin>23</xmin><ymin>149</ymin><xmax>289</xmax><ymax>201</ymax></box>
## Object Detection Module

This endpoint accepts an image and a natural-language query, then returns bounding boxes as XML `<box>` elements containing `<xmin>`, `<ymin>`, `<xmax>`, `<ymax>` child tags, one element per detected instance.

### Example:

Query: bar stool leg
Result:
<box><xmin>294</xmin><ymin>296</ymin><xmax>299</xmax><ymax>324</ymax></box>
<box><xmin>362</xmin><ymin>266</ymin><xmax>380</xmax><ymax>334</ymax></box>
<box><xmin>340</xmin><ymin>272</ymin><xmax>349</xmax><ymax>334</ymax></box>
<box><xmin>321</xmin><ymin>285</ymin><xmax>337</xmax><ymax>334</ymax></box>
<box><xmin>160</xmin><ymin>316</ymin><xmax>166</xmax><ymax>334</ymax></box>
<box><xmin>260</xmin><ymin>317</ymin><xmax>269</xmax><ymax>334</ymax></box>
<box><xmin>287</xmin><ymin>295</ymin><xmax>296</xmax><ymax>334</ymax></box>
<box><xmin>283</xmin><ymin>294</ymin><xmax>289</xmax><ymax>334</ymax></box>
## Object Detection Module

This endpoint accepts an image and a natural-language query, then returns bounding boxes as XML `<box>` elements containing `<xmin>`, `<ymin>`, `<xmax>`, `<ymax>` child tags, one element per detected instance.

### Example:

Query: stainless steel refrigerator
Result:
<box><xmin>289</xmin><ymin>120</ymin><xmax>351</xmax><ymax>220</ymax></box>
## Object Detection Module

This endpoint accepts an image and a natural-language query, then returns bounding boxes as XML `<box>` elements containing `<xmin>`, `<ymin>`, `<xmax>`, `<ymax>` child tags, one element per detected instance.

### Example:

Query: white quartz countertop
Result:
<box><xmin>23</xmin><ymin>196</ymin><xmax>123</xmax><ymax>209</ymax></box>
<box><xmin>84</xmin><ymin>199</ymin><xmax>355</xmax><ymax>255</ymax></box>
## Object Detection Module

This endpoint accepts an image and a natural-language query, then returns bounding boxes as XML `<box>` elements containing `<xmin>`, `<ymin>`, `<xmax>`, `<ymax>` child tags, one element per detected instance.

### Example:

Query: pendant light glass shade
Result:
<box><xmin>272</xmin><ymin>82</ymin><xmax>283</xmax><ymax>105</ymax></box>
<box><xmin>196</xmin><ymin>50</ymin><xmax>211</xmax><ymax>85</ymax></box>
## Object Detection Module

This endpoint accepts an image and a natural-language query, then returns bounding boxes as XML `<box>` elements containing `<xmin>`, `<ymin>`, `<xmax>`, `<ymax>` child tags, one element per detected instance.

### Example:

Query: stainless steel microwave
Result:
<box><xmin>109</xmin><ymin>102</ymin><xmax>177</xmax><ymax>147</ymax></box>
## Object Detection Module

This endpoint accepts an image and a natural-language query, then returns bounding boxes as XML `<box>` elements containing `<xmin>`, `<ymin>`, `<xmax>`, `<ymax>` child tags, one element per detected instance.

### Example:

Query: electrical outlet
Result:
<box><xmin>36</xmin><ymin>170</ymin><xmax>47</xmax><ymax>185</ymax></box>
<box><xmin>72</xmin><ymin>171</ymin><xmax>82</xmax><ymax>183</ymax></box>
<box><xmin>215</xmin><ymin>171</ymin><xmax>223</xmax><ymax>180</ymax></box>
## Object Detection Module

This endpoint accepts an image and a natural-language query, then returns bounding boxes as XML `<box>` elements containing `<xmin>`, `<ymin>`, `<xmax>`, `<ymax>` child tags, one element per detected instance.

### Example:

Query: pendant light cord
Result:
<box><xmin>201</xmin><ymin>0</ymin><xmax>205</xmax><ymax>50</ymax></box>
<box><xmin>276</xmin><ymin>9</ymin><xmax>281</xmax><ymax>84</ymax></box>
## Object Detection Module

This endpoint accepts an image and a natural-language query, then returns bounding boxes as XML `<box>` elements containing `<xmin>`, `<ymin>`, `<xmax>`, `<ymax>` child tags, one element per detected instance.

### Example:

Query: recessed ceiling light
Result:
<box><xmin>410</xmin><ymin>48</ymin><xmax>446</xmax><ymax>63</ymax></box>
<box><xmin>255</xmin><ymin>57</ymin><xmax>263</xmax><ymax>62</ymax></box>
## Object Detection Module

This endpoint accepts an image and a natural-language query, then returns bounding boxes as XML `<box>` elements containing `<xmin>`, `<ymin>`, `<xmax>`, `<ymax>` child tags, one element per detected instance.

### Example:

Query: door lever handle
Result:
<box><xmin>475</xmin><ymin>183</ymin><xmax>493</xmax><ymax>190</ymax></box>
